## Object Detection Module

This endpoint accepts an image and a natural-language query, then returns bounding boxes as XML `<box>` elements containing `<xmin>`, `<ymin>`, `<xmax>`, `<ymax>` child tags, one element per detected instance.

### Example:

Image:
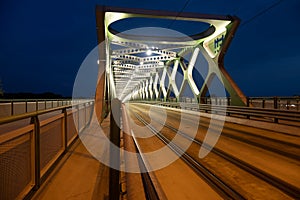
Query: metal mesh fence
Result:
<box><xmin>78</xmin><ymin>107</ymin><xmax>86</xmax><ymax>132</ymax></box>
<box><xmin>67</xmin><ymin>111</ymin><xmax>77</xmax><ymax>145</ymax></box>
<box><xmin>0</xmin><ymin>101</ymin><xmax>94</xmax><ymax>198</ymax></box>
<box><xmin>0</xmin><ymin>129</ymin><xmax>33</xmax><ymax>200</ymax></box>
<box><xmin>40</xmin><ymin>118</ymin><xmax>63</xmax><ymax>176</ymax></box>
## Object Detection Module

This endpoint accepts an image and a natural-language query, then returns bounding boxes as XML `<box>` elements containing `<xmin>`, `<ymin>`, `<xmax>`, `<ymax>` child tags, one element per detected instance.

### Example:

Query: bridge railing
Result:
<box><xmin>138</xmin><ymin>101</ymin><xmax>300</xmax><ymax>126</ymax></box>
<box><xmin>247</xmin><ymin>96</ymin><xmax>300</xmax><ymax>110</ymax></box>
<box><xmin>164</xmin><ymin>96</ymin><xmax>300</xmax><ymax>111</ymax></box>
<box><xmin>0</xmin><ymin>100</ymin><xmax>94</xmax><ymax>200</ymax></box>
<box><xmin>0</xmin><ymin>99</ymin><xmax>74</xmax><ymax>118</ymax></box>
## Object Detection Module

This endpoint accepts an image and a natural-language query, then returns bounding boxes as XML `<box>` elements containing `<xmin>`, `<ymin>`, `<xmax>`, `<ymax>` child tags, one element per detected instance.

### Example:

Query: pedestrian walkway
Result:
<box><xmin>32</xmin><ymin>116</ymin><xmax>110</xmax><ymax>200</ymax></box>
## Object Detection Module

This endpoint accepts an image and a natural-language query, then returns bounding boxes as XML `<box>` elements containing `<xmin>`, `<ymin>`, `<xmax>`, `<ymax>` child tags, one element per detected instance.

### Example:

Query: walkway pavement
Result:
<box><xmin>32</xmin><ymin>117</ymin><xmax>110</xmax><ymax>200</ymax></box>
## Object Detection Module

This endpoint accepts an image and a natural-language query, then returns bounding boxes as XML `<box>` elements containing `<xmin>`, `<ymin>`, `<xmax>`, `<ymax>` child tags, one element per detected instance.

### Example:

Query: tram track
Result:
<box><xmin>154</xmin><ymin>104</ymin><xmax>300</xmax><ymax>160</ymax></box>
<box><xmin>132</xmin><ymin>136</ymin><xmax>162</xmax><ymax>200</ymax></box>
<box><xmin>131</xmin><ymin>110</ymin><xmax>246</xmax><ymax>199</ymax></box>
<box><xmin>129</xmin><ymin>104</ymin><xmax>300</xmax><ymax>199</ymax></box>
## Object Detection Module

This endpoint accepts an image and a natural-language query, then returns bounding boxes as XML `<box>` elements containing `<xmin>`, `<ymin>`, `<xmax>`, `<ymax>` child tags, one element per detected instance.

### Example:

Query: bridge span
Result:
<box><xmin>1</xmin><ymin>99</ymin><xmax>299</xmax><ymax>199</ymax></box>
<box><xmin>1</xmin><ymin>5</ymin><xmax>300</xmax><ymax>200</ymax></box>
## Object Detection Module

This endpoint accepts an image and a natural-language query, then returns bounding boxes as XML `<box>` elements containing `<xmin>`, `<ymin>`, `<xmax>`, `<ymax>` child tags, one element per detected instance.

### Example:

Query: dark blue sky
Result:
<box><xmin>0</xmin><ymin>0</ymin><xmax>299</xmax><ymax>97</ymax></box>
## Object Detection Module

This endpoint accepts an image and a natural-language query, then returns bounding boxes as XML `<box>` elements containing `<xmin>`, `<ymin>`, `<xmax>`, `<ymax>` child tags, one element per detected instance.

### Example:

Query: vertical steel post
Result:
<box><xmin>77</xmin><ymin>105</ymin><xmax>80</xmax><ymax>134</ymax></box>
<box><xmin>109</xmin><ymin>99</ymin><xmax>121</xmax><ymax>200</ymax></box>
<box><xmin>246</xmin><ymin>97</ymin><xmax>250</xmax><ymax>107</ymax></box>
<box><xmin>84</xmin><ymin>103</ymin><xmax>87</xmax><ymax>126</ymax></box>
<box><xmin>262</xmin><ymin>99</ymin><xmax>265</xmax><ymax>108</ymax></box>
<box><xmin>274</xmin><ymin>97</ymin><xmax>279</xmax><ymax>123</ymax></box>
<box><xmin>25</xmin><ymin>100</ymin><xmax>28</xmax><ymax>113</ymax></box>
<box><xmin>62</xmin><ymin>108</ymin><xmax>68</xmax><ymax>151</ymax></box>
<box><xmin>31</xmin><ymin>116</ymin><xmax>41</xmax><ymax>190</ymax></box>
<box><xmin>36</xmin><ymin>100</ymin><xmax>38</xmax><ymax>111</ymax></box>
<box><xmin>11</xmin><ymin>101</ymin><xmax>14</xmax><ymax>116</ymax></box>
<box><xmin>246</xmin><ymin>97</ymin><xmax>250</xmax><ymax>119</ymax></box>
<box><xmin>274</xmin><ymin>96</ymin><xmax>278</xmax><ymax>109</ymax></box>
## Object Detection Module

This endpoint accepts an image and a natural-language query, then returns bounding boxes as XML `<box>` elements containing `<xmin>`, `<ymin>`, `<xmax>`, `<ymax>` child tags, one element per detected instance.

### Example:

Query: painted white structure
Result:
<box><xmin>95</xmin><ymin>6</ymin><xmax>248</xmax><ymax>110</ymax></box>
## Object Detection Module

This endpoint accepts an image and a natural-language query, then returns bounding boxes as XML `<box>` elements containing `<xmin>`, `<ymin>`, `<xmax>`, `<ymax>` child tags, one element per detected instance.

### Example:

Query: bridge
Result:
<box><xmin>1</xmin><ymin>6</ymin><xmax>300</xmax><ymax>200</ymax></box>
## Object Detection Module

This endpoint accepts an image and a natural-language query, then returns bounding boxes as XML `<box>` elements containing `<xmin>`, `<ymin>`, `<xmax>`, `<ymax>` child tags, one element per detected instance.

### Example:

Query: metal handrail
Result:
<box><xmin>157</xmin><ymin>96</ymin><xmax>300</xmax><ymax>110</ymax></box>
<box><xmin>248</xmin><ymin>96</ymin><xmax>300</xmax><ymax>100</ymax></box>
<box><xmin>0</xmin><ymin>101</ymin><xmax>93</xmax><ymax>125</ymax></box>
<box><xmin>150</xmin><ymin>102</ymin><xmax>300</xmax><ymax>125</ymax></box>
<box><xmin>0</xmin><ymin>99</ymin><xmax>74</xmax><ymax>117</ymax></box>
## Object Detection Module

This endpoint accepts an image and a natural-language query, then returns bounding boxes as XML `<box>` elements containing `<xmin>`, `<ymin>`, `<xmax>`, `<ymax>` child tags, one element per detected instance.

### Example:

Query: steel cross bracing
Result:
<box><xmin>111</xmin><ymin>41</ymin><xmax>184</xmax><ymax>101</ymax></box>
<box><xmin>95</xmin><ymin>6</ymin><xmax>248</xmax><ymax>107</ymax></box>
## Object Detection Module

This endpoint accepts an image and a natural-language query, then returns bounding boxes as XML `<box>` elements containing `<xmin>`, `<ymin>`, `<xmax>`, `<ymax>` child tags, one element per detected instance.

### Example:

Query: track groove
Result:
<box><xmin>130</xmin><ymin>104</ymin><xmax>300</xmax><ymax>199</ymax></box>
<box><xmin>132</xmin><ymin>111</ymin><xmax>246</xmax><ymax>200</ymax></box>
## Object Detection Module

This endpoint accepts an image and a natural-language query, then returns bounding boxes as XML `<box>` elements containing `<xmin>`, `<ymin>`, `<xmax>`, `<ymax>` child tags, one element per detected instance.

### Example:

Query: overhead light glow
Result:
<box><xmin>146</xmin><ymin>49</ymin><xmax>152</xmax><ymax>56</ymax></box>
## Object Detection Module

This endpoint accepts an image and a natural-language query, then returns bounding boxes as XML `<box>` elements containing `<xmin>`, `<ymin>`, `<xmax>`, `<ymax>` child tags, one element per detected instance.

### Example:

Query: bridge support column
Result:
<box><xmin>109</xmin><ymin>98</ymin><xmax>121</xmax><ymax>200</ymax></box>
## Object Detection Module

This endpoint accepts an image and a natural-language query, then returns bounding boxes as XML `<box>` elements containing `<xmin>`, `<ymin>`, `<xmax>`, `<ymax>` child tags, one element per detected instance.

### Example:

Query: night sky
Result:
<box><xmin>0</xmin><ymin>0</ymin><xmax>299</xmax><ymax>97</ymax></box>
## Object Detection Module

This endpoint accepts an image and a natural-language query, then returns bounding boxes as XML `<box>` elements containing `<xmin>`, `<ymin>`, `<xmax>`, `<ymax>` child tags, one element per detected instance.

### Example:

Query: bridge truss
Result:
<box><xmin>95</xmin><ymin>6</ymin><xmax>247</xmax><ymax>119</ymax></box>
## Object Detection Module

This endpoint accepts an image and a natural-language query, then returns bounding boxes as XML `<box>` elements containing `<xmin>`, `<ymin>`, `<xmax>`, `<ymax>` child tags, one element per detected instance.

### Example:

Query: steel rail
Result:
<box><xmin>132</xmin><ymin>111</ymin><xmax>245</xmax><ymax>200</ymax></box>
<box><xmin>123</xmin><ymin>104</ymin><xmax>166</xmax><ymax>200</ymax></box>
<box><xmin>198</xmin><ymin>121</ymin><xmax>300</xmax><ymax>160</ymax></box>
<box><xmin>152</xmin><ymin>104</ymin><xmax>300</xmax><ymax>160</ymax></box>
<box><xmin>132</xmin><ymin>105</ymin><xmax>300</xmax><ymax>199</ymax></box>
<box><xmin>154</xmin><ymin>116</ymin><xmax>300</xmax><ymax>199</ymax></box>
<box><xmin>131</xmin><ymin>132</ymin><xmax>162</xmax><ymax>200</ymax></box>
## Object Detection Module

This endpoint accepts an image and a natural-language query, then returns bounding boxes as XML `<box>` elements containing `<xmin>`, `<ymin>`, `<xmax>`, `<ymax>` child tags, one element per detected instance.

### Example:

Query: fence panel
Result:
<box><xmin>27</xmin><ymin>102</ymin><xmax>36</xmax><ymax>113</ymax></box>
<box><xmin>85</xmin><ymin>104</ymin><xmax>93</xmax><ymax>126</ymax></box>
<box><xmin>0</xmin><ymin>125</ymin><xmax>35</xmax><ymax>200</ymax></box>
<box><xmin>0</xmin><ymin>103</ymin><xmax>11</xmax><ymax>118</ymax></box>
<box><xmin>67</xmin><ymin>110</ymin><xmax>78</xmax><ymax>146</ymax></box>
<box><xmin>39</xmin><ymin>115</ymin><xmax>64</xmax><ymax>177</ymax></box>
<box><xmin>13</xmin><ymin>102</ymin><xmax>26</xmax><ymax>115</ymax></box>
<box><xmin>78</xmin><ymin>106</ymin><xmax>86</xmax><ymax>132</ymax></box>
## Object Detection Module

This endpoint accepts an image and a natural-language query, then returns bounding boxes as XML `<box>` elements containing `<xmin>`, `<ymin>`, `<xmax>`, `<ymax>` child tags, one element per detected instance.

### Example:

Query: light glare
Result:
<box><xmin>146</xmin><ymin>49</ymin><xmax>152</xmax><ymax>56</ymax></box>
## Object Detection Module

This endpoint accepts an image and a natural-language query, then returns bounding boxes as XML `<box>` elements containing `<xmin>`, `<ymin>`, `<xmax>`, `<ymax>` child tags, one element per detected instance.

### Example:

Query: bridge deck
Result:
<box><xmin>1</xmin><ymin>102</ymin><xmax>299</xmax><ymax>199</ymax></box>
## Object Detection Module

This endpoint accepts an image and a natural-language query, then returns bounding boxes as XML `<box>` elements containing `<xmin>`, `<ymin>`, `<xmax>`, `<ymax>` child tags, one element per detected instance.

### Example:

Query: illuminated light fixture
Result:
<box><xmin>113</xmin><ymin>60</ymin><xmax>120</xmax><ymax>65</ymax></box>
<box><xmin>140</xmin><ymin>62</ymin><xmax>144</xmax><ymax>65</ymax></box>
<box><xmin>146</xmin><ymin>49</ymin><xmax>152</xmax><ymax>56</ymax></box>
<box><xmin>97</xmin><ymin>59</ymin><xmax>100</xmax><ymax>64</ymax></box>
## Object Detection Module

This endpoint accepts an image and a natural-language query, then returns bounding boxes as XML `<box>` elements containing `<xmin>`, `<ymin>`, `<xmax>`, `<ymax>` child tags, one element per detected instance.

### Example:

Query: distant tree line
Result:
<box><xmin>0</xmin><ymin>80</ymin><xmax>69</xmax><ymax>99</ymax></box>
<box><xmin>1</xmin><ymin>92</ymin><xmax>69</xmax><ymax>99</ymax></box>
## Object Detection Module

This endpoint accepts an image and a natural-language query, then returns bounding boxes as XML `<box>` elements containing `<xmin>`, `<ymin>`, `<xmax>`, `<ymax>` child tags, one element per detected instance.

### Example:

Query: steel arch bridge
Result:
<box><xmin>95</xmin><ymin>6</ymin><xmax>247</xmax><ymax>120</ymax></box>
